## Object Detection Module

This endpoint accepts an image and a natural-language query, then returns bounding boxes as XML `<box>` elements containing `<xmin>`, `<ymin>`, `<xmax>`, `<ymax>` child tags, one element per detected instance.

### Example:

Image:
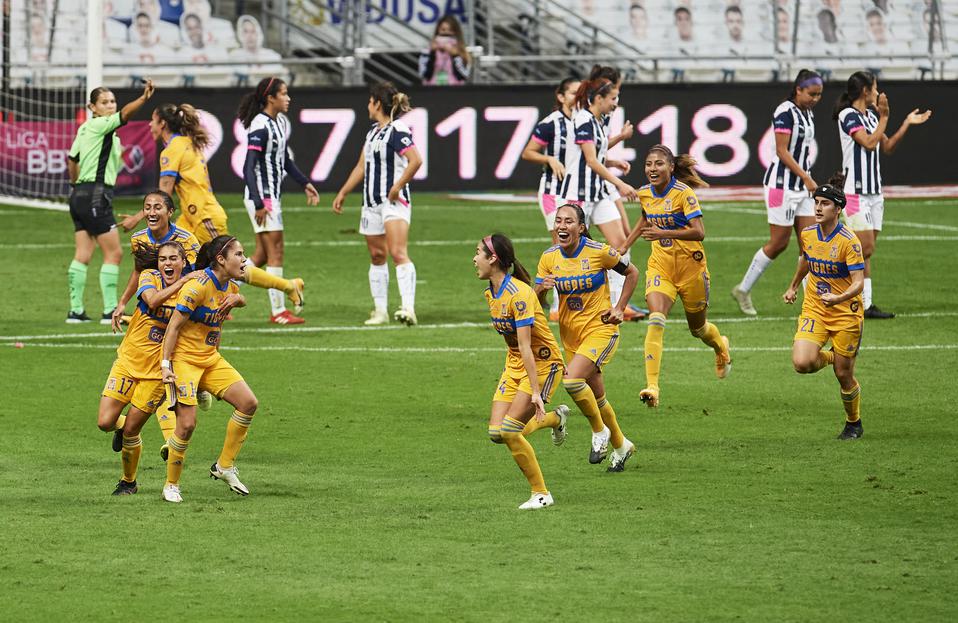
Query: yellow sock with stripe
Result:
<box><xmin>817</xmin><ymin>350</ymin><xmax>835</xmax><ymax>371</ymax></box>
<box><xmin>121</xmin><ymin>434</ymin><xmax>142</xmax><ymax>483</ymax></box>
<box><xmin>488</xmin><ymin>423</ymin><xmax>504</xmax><ymax>444</ymax></box>
<box><xmin>841</xmin><ymin>383</ymin><xmax>861</xmax><ymax>423</ymax></box>
<box><xmin>165</xmin><ymin>434</ymin><xmax>190</xmax><ymax>486</ymax></box>
<box><xmin>595</xmin><ymin>395</ymin><xmax>624</xmax><ymax>449</ymax></box>
<box><xmin>501</xmin><ymin>416</ymin><xmax>547</xmax><ymax>494</ymax></box>
<box><xmin>521</xmin><ymin>410</ymin><xmax>560</xmax><ymax>436</ymax></box>
<box><xmin>692</xmin><ymin>321</ymin><xmax>724</xmax><ymax>352</ymax></box>
<box><xmin>243</xmin><ymin>265</ymin><xmax>291</xmax><ymax>292</ymax></box>
<box><xmin>155</xmin><ymin>408</ymin><xmax>175</xmax><ymax>441</ymax></box>
<box><xmin>217</xmin><ymin>410</ymin><xmax>254</xmax><ymax>469</ymax></box>
<box><xmin>111</xmin><ymin>413</ymin><xmax>127</xmax><ymax>432</ymax></box>
<box><xmin>644</xmin><ymin>313</ymin><xmax>666</xmax><ymax>388</ymax></box>
<box><xmin>562</xmin><ymin>378</ymin><xmax>604</xmax><ymax>433</ymax></box>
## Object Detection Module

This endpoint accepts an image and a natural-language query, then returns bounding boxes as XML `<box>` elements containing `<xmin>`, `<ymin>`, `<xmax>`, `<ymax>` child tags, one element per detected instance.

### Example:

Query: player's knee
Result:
<box><xmin>238</xmin><ymin>395</ymin><xmax>258</xmax><ymax>415</ymax></box>
<box><xmin>793</xmin><ymin>356</ymin><xmax>816</xmax><ymax>374</ymax></box>
<box><xmin>765</xmin><ymin>240</ymin><xmax>787</xmax><ymax>259</ymax></box>
<box><xmin>97</xmin><ymin>412</ymin><xmax>117</xmax><ymax>432</ymax></box>
<box><xmin>178</xmin><ymin>418</ymin><xmax>197</xmax><ymax>436</ymax></box>
<box><xmin>390</xmin><ymin>251</ymin><xmax>409</xmax><ymax>265</ymax></box>
<box><xmin>369</xmin><ymin>249</ymin><xmax>387</xmax><ymax>264</ymax></box>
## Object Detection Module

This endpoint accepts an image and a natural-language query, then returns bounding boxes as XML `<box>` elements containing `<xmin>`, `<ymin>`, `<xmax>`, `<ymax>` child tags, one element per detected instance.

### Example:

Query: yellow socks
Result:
<box><xmin>488</xmin><ymin>423</ymin><xmax>503</xmax><ymax>444</ymax></box>
<box><xmin>243</xmin><ymin>265</ymin><xmax>291</xmax><ymax>292</ymax></box>
<box><xmin>595</xmin><ymin>394</ymin><xmax>624</xmax><ymax>449</ymax></box>
<box><xmin>501</xmin><ymin>416</ymin><xmax>547</xmax><ymax>494</ymax></box>
<box><xmin>155</xmin><ymin>408</ymin><xmax>175</xmax><ymax>442</ymax></box>
<box><xmin>562</xmin><ymin>378</ymin><xmax>604</xmax><ymax>433</ymax></box>
<box><xmin>217</xmin><ymin>410</ymin><xmax>253</xmax><ymax>469</ymax></box>
<box><xmin>645</xmin><ymin>313</ymin><xmax>666</xmax><ymax>388</ymax></box>
<box><xmin>522</xmin><ymin>410</ymin><xmax>560</xmax><ymax>436</ymax></box>
<box><xmin>818</xmin><ymin>350</ymin><xmax>835</xmax><ymax>370</ymax></box>
<box><xmin>111</xmin><ymin>413</ymin><xmax>127</xmax><ymax>432</ymax></box>
<box><xmin>165</xmin><ymin>434</ymin><xmax>190</xmax><ymax>486</ymax></box>
<box><xmin>841</xmin><ymin>383</ymin><xmax>861</xmax><ymax>423</ymax></box>
<box><xmin>692</xmin><ymin>321</ymin><xmax>724</xmax><ymax>352</ymax></box>
<box><xmin>121</xmin><ymin>434</ymin><xmax>142</xmax><ymax>483</ymax></box>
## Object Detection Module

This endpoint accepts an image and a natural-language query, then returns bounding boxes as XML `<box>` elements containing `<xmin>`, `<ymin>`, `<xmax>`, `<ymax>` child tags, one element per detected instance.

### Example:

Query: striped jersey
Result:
<box><xmin>530</xmin><ymin>110</ymin><xmax>575</xmax><ymax>195</ymax></box>
<box><xmin>837</xmin><ymin>107</ymin><xmax>882</xmax><ymax>195</ymax></box>
<box><xmin>560</xmin><ymin>109</ymin><xmax>609</xmax><ymax>203</ymax></box>
<box><xmin>764</xmin><ymin>100</ymin><xmax>815</xmax><ymax>191</ymax></box>
<box><xmin>245</xmin><ymin>111</ymin><xmax>291</xmax><ymax>202</ymax></box>
<box><xmin>800</xmin><ymin>223</ymin><xmax>865</xmax><ymax>322</ymax></box>
<box><xmin>484</xmin><ymin>274</ymin><xmax>564</xmax><ymax>377</ymax></box>
<box><xmin>363</xmin><ymin>120</ymin><xmax>414</xmax><ymax>208</ymax></box>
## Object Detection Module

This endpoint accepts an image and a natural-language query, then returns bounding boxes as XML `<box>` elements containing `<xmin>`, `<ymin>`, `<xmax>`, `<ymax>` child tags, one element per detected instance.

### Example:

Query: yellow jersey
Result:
<box><xmin>638</xmin><ymin>178</ymin><xmax>706</xmax><ymax>270</ymax></box>
<box><xmin>116</xmin><ymin>270</ymin><xmax>176</xmax><ymax>378</ymax></box>
<box><xmin>172</xmin><ymin>268</ymin><xmax>240</xmax><ymax>366</ymax></box>
<box><xmin>159</xmin><ymin>135</ymin><xmax>228</xmax><ymax>230</ymax></box>
<box><xmin>800</xmin><ymin>223</ymin><xmax>865</xmax><ymax>323</ymax></box>
<box><xmin>536</xmin><ymin>237</ymin><xmax>624</xmax><ymax>342</ymax></box>
<box><xmin>130</xmin><ymin>224</ymin><xmax>201</xmax><ymax>269</ymax></box>
<box><xmin>485</xmin><ymin>274</ymin><xmax>563</xmax><ymax>375</ymax></box>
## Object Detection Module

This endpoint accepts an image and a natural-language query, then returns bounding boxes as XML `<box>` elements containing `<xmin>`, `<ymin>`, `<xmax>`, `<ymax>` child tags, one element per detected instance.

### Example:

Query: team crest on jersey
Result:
<box><xmin>852</xmin><ymin>244</ymin><xmax>861</xmax><ymax>254</ymax></box>
<box><xmin>581</xmin><ymin>259</ymin><xmax>590</xmax><ymax>270</ymax></box>
<box><xmin>515</xmin><ymin>300</ymin><xmax>527</xmax><ymax>313</ymax></box>
<box><xmin>665</xmin><ymin>199</ymin><xmax>672</xmax><ymax>207</ymax></box>
<box><xmin>500</xmin><ymin>303</ymin><xmax>508</xmax><ymax>316</ymax></box>
<box><xmin>687</xmin><ymin>196</ymin><xmax>697</xmax><ymax>206</ymax></box>
<box><xmin>830</xmin><ymin>246</ymin><xmax>838</xmax><ymax>259</ymax></box>
<box><xmin>692</xmin><ymin>251</ymin><xmax>704</xmax><ymax>261</ymax></box>
<box><xmin>537</xmin><ymin>347</ymin><xmax>552</xmax><ymax>360</ymax></box>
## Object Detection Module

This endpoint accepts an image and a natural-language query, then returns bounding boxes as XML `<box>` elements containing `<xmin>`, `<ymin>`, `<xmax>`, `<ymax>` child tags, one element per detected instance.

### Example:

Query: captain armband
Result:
<box><xmin>612</xmin><ymin>260</ymin><xmax>630</xmax><ymax>275</ymax></box>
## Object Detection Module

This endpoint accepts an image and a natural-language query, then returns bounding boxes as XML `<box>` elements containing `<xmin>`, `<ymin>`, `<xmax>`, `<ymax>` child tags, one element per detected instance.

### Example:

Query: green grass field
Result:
<box><xmin>1</xmin><ymin>193</ymin><xmax>956</xmax><ymax>621</ymax></box>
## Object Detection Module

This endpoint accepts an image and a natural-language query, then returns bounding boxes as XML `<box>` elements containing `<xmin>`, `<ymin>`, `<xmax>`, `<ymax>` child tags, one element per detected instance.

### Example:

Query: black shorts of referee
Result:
<box><xmin>69</xmin><ymin>182</ymin><xmax>117</xmax><ymax>235</ymax></box>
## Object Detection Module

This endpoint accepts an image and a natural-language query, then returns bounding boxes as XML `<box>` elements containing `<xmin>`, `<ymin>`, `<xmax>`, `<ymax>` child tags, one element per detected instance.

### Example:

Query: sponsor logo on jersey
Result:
<box><xmin>692</xmin><ymin>251</ymin><xmax>704</xmax><ymax>261</ymax></box>
<box><xmin>850</xmin><ymin>301</ymin><xmax>860</xmax><ymax>312</ymax></box>
<box><xmin>537</xmin><ymin>347</ymin><xmax>552</xmax><ymax>360</ymax></box>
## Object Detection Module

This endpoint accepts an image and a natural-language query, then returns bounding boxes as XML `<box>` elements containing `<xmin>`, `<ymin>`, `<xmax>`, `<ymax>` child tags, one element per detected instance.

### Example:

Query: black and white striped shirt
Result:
<box><xmin>838</xmin><ymin>106</ymin><xmax>882</xmax><ymax>195</ymax></box>
<box><xmin>560</xmin><ymin>109</ymin><xmax>608</xmax><ymax>203</ymax></box>
<box><xmin>362</xmin><ymin>120</ymin><xmax>414</xmax><ymax>208</ymax></box>
<box><xmin>531</xmin><ymin>110</ymin><xmax>575</xmax><ymax>196</ymax></box>
<box><xmin>245</xmin><ymin>112</ymin><xmax>290</xmax><ymax>201</ymax></box>
<box><xmin>764</xmin><ymin>101</ymin><xmax>815</xmax><ymax>191</ymax></box>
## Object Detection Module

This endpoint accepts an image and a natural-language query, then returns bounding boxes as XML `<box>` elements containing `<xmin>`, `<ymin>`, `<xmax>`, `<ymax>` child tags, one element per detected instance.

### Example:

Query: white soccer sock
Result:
<box><xmin>550</xmin><ymin>287</ymin><xmax>560</xmax><ymax>313</ymax></box>
<box><xmin>395</xmin><ymin>261</ymin><xmax>417</xmax><ymax>311</ymax></box>
<box><xmin>863</xmin><ymin>278</ymin><xmax>873</xmax><ymax>309</ymax></box>
<box><xmin>739</xmin><ymin>248</ymin><xmax>773</xmax><ymax>293</ymax></box>
<box><xmin>369</xmin><ymin>263</ymin><xmax>389</xmax><ymax>313</ymax></box>
<box><xmin>266</xmin><ymin>266</ymin><xmax>285</xmax><ymax>315</ymax></box>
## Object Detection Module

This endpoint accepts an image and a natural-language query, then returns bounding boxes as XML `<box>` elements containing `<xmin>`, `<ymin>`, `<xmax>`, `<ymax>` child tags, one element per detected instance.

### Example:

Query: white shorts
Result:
<box><xmin>360</xmin><ymin>200</ymin><xmax>411</xmax><ymax>236</ymax></box>
<box><xmin>244</xmin><ymin>198</ymin><xmax>283</xmax><ymax>233</ymax></box>
<box><xmin>564</xmin><ymin>198</ymin><xmax>622</xmax><ymax>228</ymax></box>
<box><xmin>538</xmin><ymin>193</ymin><xmax>562</xmax><ymax>231</ymax></box>
<box><xmin>842</xmin><ymin>193</ymin><xmax>884</xmax><ymax>232</ymax></box>
<box><xmin>764</xmin><ymin>186</ymin><xmax>814</xmax><ymax>226</ymax></box>
<box><xmin>603</xmin><ymin>181</ymin><xmax>622</xmax><ymax>202</ymax></box>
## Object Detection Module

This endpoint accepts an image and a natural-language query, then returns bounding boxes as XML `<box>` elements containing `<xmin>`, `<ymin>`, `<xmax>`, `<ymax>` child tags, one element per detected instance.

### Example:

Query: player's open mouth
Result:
<box><xmin>648</xmin><ymin>172</ymin><xmax>659</xmax><ymax>182</ymax></box>
<box><xmin>163</xmin><ymin>267</ymin><xmax>175</xmax><ymax>278</ymax></box>
<box><xmin>147</xmin><ymin>216</ymin><xmax>159</xmax><ymax>226</ymax></box>
<box><xmin>556</xmin><ymin>230</ymin><xmax>570</xmax><ymax>242</ymax></box>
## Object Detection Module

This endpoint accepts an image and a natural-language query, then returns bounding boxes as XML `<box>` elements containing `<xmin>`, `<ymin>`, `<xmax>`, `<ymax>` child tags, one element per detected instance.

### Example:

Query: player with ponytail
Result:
<box><xmin>333</xmin><ymin>81</ymin><xmax>424</xmax><ymax>326</ymax></box>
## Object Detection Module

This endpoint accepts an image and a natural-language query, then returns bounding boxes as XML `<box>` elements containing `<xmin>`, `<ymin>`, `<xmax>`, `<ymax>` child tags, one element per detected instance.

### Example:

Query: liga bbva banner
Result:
<box><xmin>7</xmin><ymin>82</ymin><xmax>956</xmax><ymax>196</ymax></box>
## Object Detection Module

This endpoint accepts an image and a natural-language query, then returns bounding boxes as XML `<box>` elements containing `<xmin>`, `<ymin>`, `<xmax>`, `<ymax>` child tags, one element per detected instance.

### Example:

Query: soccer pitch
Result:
<box><xmin>1</xmin><ymin>193</ymin><xmax>956</xmax><ymax>621</ymax></box>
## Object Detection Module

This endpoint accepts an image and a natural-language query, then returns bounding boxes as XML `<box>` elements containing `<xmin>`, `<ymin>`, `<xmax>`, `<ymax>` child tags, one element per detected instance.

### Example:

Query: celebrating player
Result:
<box><xmin>103</xmin><ymin>240</ymin><xmax>201</xmax><ymax>495</ymax></box>
<box><xmin>66</xmin><ymin>79</ymin><xmax>154</xmax><ymax>324</ymax></box>
<box><xmin>833</xmin><ymin>71</ymin><xmax>931</xmax><ymax>319</ymax></box>
<box><xmin>238</xmin><ymin>77</ymin><xmax>320</xmax><ymax>325</ymax></box>
<box><xmin>620</xmin><ymin>146</ymin><xmax>732</xmax><ymax>408</ymax></box>
<box><xmin>332</xmin><ymin>82</ymin><xmax>423</xmax><ymax>326</ymax></box>
<box><xmin>521</xmin><ymin>77</ymin><xmax>579</xmax><ymax>320</ymax></box>
<box><xmin>732</xmin><ymin>69</ymin><xmax>823</xmax><ymax>316</ymax></box>
<box><xmin>783</xmin><ymin>180</ymin><xmax>866</xmax><ymax>439</ymax></box>
<box><xmin>160</xmin><ymin>236</ymin><xmax>259</xmax><ymax>503</ymax></box>
<box><xmin>475</xmin><ymin>233</ymin><xmax>569</xmax><ymax>510</ymax></box>
<box><xmin>535</xmin><ymin>204</ymin><xmax>639</xmax><ymax>472</ymax></box>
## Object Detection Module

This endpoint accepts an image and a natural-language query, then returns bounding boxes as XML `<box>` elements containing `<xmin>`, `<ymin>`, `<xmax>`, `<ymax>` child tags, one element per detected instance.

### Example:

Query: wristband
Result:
<box><xmin>161</xmin><ymin>359</ymin><xmax>171</xmax><ymax>369</ymax></box>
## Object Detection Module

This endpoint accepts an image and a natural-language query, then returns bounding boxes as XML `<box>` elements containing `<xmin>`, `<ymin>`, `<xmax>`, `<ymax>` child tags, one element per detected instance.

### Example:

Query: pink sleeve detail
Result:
<box><xmin>774</xmin><ymin>128</ymin><xmax>793</xmax><ymax>134</ymax></box>
<box><xmin>531</xmin><ymin>135</ymin><xmax>548</xmax><ymax>146</ymax></box>
<box><xmin>847</xmin><ymin>126</ymin><xmax>864</xmax><ymax>135</ymax></box>
<box><xmin>575</xmin><ymin>139</ymin><xmax>595</xmax><ymax>144</ymax></box>
<box><xmin>398</xmin><ymin>144</ymin><xmax>414</xmax><ymax>155</ymax></box>
<box><xmin>247</xmin><ymin>145</ymin><xmax>263</xmax><ymax>152</ymax></box>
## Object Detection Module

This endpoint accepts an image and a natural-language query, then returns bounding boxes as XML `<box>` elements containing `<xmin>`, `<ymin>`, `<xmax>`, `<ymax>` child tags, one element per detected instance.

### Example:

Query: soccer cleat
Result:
<box><xmin>731</xmin><ymin>286</ymin><xmax>757</xmax><ymax>316</ymax></box>
<box><xmin>548</xmin><ymin>310</ymin><xmax>559</xmax><ymax>322</ymax></box>
<box><xmin>162</xmin><ymin>483</ymin><xmax>182</xmax><ymax>503</ymax></box>
<box><xmin>159</xmin><ymin>444</ymin><xmax>169</xmax><ymax>462</ymax></box>
<box><xmin>287</xmin><ymin>278</ymin><xmax>305</xmax><ymax>315</ymax></box>
<box><xmin>623</xmin><ymin>304</ymin><xmax>648</xmax><ymax>321</ymax></box>
<box><xmin>111</xmin><ymin>428</ymin><xmax>123</xmax><ymax>453</ymax></box>
<box><xmin>112</xmin><ymin>479</ymin><xmax>138</xmax><ymax>496</ymax></box>
<box><xmin>101</xmin><ymin>309</ymin><xmax>116</xmax><ymax>325</ymax></box>
<box><xmin>210</xmin><ymin>462</ymin><xmax>250</xmax><ymax>496</ymax></box>
<box><xmin>270</xmin><ymin>310</ymin><xmax>305</xmax><ymax>325</ymax></box>
<box><xmin>364</xmin><ymin>310</ymin><xmax>389</xmax><ymax>326</ymax></box>
<box><xmin>197</xmin><ymin>390</ymin><xmax>213</xmax><ymax>411</ymax></box>
<box><xmin>394</xmin><ymin>307</ymin><xmax>418</xmax><ymax>326</ymax></box>
<box><xmin>837</xmin><ymin>420</ymin><xmax>863</xmax><ymax>440</ymax></box>
<box><xmin>518</xmin><ymin>491</ymin><xmax>554</xmax><ymax>510</ymax></box>
<box><xmin>639</xmin><ymin>386</ymin><xmax>660</xmax><ymax>408</ymax></box>
<box><xmin>607</xmin><ymin>439</ymin><xmax>636</xmax><ymax>473</ymax></box>
<box><xmin>66</xmin><ymin>310</ymin><xmax>91</xmax><ymax>324</ymax></box>
<box><xmin>715</xmin><ymin>335</ymin><xmax>732</xmax><ymax>379</ymax></box>
<box><xmin>589</xmin><ymin>426</ymin><xmax>611</xmax><ymax>464</ymax></box>
<box><xmin>552</xmin><ymin>404</ymin><xmax>570</xmax><ymax>446</ymax></box>
<box><xmin>864</xmin><ymin>305</ymin><xmax>895</xmax><ymax>319</ymax></box>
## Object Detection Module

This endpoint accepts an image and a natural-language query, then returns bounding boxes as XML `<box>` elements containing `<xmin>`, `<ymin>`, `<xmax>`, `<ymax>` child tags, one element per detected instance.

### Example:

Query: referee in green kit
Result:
<box><xmin>66</xmin><ymin>79</ymin><xmax>155</xmax><ymax>324</ymax></box>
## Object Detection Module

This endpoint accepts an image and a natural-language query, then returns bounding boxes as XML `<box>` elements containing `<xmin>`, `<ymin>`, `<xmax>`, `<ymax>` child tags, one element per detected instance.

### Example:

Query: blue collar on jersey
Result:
<box><xmin>560</xmin><ymin>236</ymin><xmax>588</xmax><ymax>259</ymax></box>
<box><xmin>491</xmin><ymin>274</ymin><xmax>513</xmax><ymax>299</ymax></box>
<box><xmin>817</xmin><ymin>222</ymin><xmax>843</xmax><ymax>242</ymax></box>
<box><xmin>651</xmin><ymin>177</ymin><xmax>677</xmax><ymax>198</ymax></box>
<box><xmin>204</xmin><ymin>267</ymin><xmax>229</xmax><ymax>292</ymax></box>
<box><xmin>147</xmin><ymin>225</ymin><xmax>176</xmax><ymax>245</ymax></box>
<box><xmin>163</xmin><ymin>133</ymin><xmax>182</xmax><ymax>148</ymax></box>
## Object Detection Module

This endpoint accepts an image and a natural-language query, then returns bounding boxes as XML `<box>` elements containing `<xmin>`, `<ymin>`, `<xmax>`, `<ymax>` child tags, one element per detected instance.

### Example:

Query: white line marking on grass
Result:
<box><xmin>883</xmin><ymin>220</ymin><xmax>958</xmax><ymax>232</ymax></box>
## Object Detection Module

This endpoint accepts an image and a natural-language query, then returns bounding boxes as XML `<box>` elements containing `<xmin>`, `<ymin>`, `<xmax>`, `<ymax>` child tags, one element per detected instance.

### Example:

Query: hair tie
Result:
<box><xmin>798</xmin><ymin>76</ymin><xmax>823</xmax><ymax>89</ymax></box>
<box><xmin>813</xmin><ymin>185</ymin><xmax>846</xmax><ymax>208</ymax></box>
<box><xmin>217</xmin><ymin>236</ymin><xmax>237</xmax><ymax>258</ymax></box>
<box><xmin>482</xmin><ymin>236</ymin><xmax>496</xmax><ymax>258</ymax></box>
<box><xmin>262</xmin><ymin>77</ymin><xmax>276</xmax><ymax>100</ymax></box>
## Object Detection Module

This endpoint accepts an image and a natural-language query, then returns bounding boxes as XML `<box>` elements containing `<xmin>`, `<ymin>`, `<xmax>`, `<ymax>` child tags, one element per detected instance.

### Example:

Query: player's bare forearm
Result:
<box><xmin>161</xmin><ymin>311</ymin><xmax>187</xmax><ymax>362</ymax></box>
<box><xmin>118</xmin><ymin>270</ymin><xmax>140</xmax><ymax>310</ymax></box>
<box><xmin>621</xmin><ymin>216</ymin><xmax>647</xmax><ymax>252</ymax></box>
<box><xmin>788</xmin><ymin>257</ymin><xmax>810</xmax><ymax>291</ymax></box>
<box><xmin>521</xmin><ymin>140</ymin><xmax>548</xmax><ymax>165</ymax></box>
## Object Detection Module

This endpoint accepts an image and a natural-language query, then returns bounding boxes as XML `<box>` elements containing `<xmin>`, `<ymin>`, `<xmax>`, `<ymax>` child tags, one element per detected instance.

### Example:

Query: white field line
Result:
<box><xmin>2</xmin><ymin>311</ymin><xmax>957</xmax><ymax>343</ymax></box>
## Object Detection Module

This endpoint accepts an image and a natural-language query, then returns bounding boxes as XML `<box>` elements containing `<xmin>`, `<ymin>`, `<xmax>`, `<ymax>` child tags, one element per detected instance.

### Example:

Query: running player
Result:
<box><xmin>521</xmin><ymin>77</ymin><xmax>579</xmax><ymax>320</ymax></box>
<box><xmin>783</xmin><ymin>180</ymin><xmax>866</xmax><ymax>439</ymax></box>
<box><xmin>475</xmin><ymin>233</ymin><xmax>569</xmax><ymax>509</ymax></box>
<box><xmin>732</xmin><ymin>69</ymin><xmax>823</xmax><ymax>316</ymax></box>
<box><xmin>834</xmin><ymin>71</ymin><xmax>931</xmax><ymax>319</ymax></box>
<box><xmin>238</xmin><ymin>77</ymin><xmax>320</xmax><ymax>325</ymax></box>
<box><xmin>332</xmin><ymin>82</ymin><xmax>423</xmax><ymax>326</ymax></box>
<box><xmin>160</xmin><ymin>235</ymin><xmax>259</xmax><ymax>503</ymax></box>
<box><xmin>104</xmin><ymin>240</ymin><xmax>200</xmax><ymax>495</ymax></box>
<box><xmin>535</xmin><ymin>204</ymin><xmax>640</xmax><ymax>472</ymax></box>
<box><xmin>620</xmin><ymin>145</ymin><xmax>732</xmax><ymax>408</ymax></box>
<box><xmin>66</xmin><ymin>79</ymin><xmax>154</xmax><ymax>324</ymax></box>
